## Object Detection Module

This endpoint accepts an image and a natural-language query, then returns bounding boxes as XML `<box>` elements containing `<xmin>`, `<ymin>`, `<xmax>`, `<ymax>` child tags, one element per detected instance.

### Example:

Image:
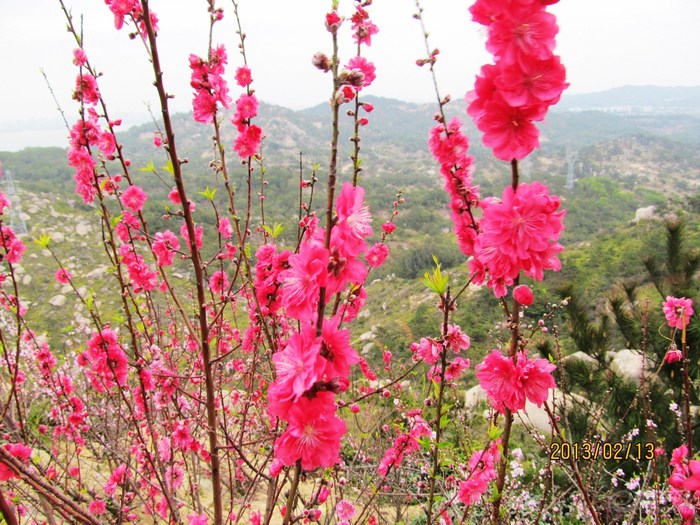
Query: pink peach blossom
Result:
<box><xmin>121</xmin><ymin>185</ymin><xmax>147</xmax><ymax>212</ymax></box>
<box><xmin>274</xmin><ymin>392</ymin><xmax>347</xmax><ymax>470</ymax></box>
<box><xmin>663</xmin><ymin>296</ymin><xmax>694</xmax><ymax>330</ymax></box>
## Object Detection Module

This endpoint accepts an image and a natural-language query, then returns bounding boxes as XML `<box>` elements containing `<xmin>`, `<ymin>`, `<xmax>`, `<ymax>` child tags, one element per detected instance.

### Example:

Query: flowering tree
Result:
<box><xmin>0</xmin><ymin>1</ymin><xmax>697</xmax><ymax>525</ymax></box>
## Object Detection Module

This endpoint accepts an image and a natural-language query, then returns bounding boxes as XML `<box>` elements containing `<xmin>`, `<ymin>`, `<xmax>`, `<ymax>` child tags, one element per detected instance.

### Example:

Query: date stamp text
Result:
<box><xmin>549</xmin><ymin>441</ymin><xmax>655</xmax><ymax>461</ymax></box>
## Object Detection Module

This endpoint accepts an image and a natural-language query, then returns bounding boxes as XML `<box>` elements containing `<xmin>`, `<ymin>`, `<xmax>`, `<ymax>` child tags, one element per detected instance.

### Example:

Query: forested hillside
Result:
<box><xmin>2</xmin><ymin>94</ymin><xmax>699</xmax><ymax>365</ymax></box>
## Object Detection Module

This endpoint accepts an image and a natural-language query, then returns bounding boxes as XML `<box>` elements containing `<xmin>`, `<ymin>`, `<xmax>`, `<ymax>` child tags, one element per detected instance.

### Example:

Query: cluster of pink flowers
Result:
<box><xmin>423</xmin><ymin>3</ymin><xmax>568</xmax><ymax>298</ymax></box>
<box><xmin>420</xmin><ymin>5</ymin><xmax>566</xmax><ymax>507</ymax></box>
<box><xmin>428</xmin><ymin>117</ymin><xmax>481</xmax><ymax>257</ymax></box>
<box><xmin>252</xmin><ymin>244</ymin><xmax>290</xmax><ymax>316</ymax></box>
<box><xmin>475</xmin><ymin>350</ymin><xmax>556</xmax><ymax>413</ymax></box>
<box><xmin>0</xmin><ymin>189</ymin><xmax>24</xmax><ymax>285</ymax></box>
<box><xmin>668</xmin><ymin>445</ymin><xmax>700</xmax><ymax>523</ymax></box>
<box><xmin>0</xmin><ymin>189</ymin><xmax>23</xmax><ymax>269</ymax></box>
<box><xmin>411</xmin><ymin>324</ymin><xmax>472</xmax><ymax>382</ymax></box>
<box><xmin>67</xmin><ymin>48</ymin><xmax>133</xmax><ymax>205</ymax></box>
<box><xmin>232</xmin><ymin>66</ymin><xmax>262</xmax><ymax>159</ymax></box>
<box><xmin>0</xmin><ymin>190</ymin><xmax>8</xmax><ymax>215</ymax></box>
<box><xmin>427</xmin><ymin>356</ymin><xmax>470</xmax><ymax>383</ymax></box>
<box><xmin>34</xmin><ymin>341</ymin><xmax>57</xmax><ymax>378</ymax></box>
<box><xmin>467</xmin><ymin>0</ymin><xmax>568</xmax><ymax>161</ymax></box>
<box><xmin>37</xmin><ymin>363</ymin><xmax>90</xmax><ymax>446</ymax></box>
<box><xmin>119</xmin><ymin>243</ymin><xmax>158</xmax><ymax>293</ymax></box>
<box><xmin>73</xmin><ymin>72</ymin><xmax>100</xmax><ymax>106</ymax></box>
<box><xmin>104</xmin><ymin>0</ymin><xmax>158</xmax><ymax>38</ymax></box>
<box><xmin>472</xmin><ymin>182</ymin><xmax>565</xmax><ymax>297</ymax></box>
<box><xmin>350</xmin><ymin>3</ymin><xmax>378</xmax><ymax>46</ymax></box>
<box><xmin>152</xmin><ymin>230</ymin><xmax>180</xmax><ymax>267</ymax></box>
<box><xmin>0</xmin><ymin>443</ymin><xmax>33</xmax><ymax>481</ymax></box>
<box><xmin>266</xmin><ymin>182</ymin><xmax>378</xmax><ymax>470</ymax></box>
<box><xmin>322</xmin><ymin>3</ymin><xmax>378</xmax><ymax>108</ymax></box>
<box><xmin>0</xmin><ymin>224</ymin><xmax>26</xmax><ymax>266</ymax></box>
<box><xmin>190</xmin><ymin>45</ymin><xmax>232</xmax><ymax>124</ymax></box>
<box><xmin>427</xmin><ymin>51</ymin><xmax>565</xmax><ymax>298</ymax></box>
<box><xmin>103</xmin><ymin>463</ymin><xmax>129</xmax><ymax>498</ymax></box>
<box><xmin>457</xmin><ymin>440</ymin><xmax>501</xmax><ymax>505</ymax></box>
<box><xmin>663</xmin><ymin>296</ymin><xmax>693</xmax><ymax>363</ymax></box>
<box><xmin>377</xmin><ymin>412</ymin><xmax>432</xmax><ymax>476</ymax></box>
<box><xmin>77</xmin><ymin>328</ymin><xmax>129</xmax><ymax>393</ymax></box>
<box><xmin>179</xmin><ymin>222</ymin><xmax>204</xmax><ymax>253</ymax></box>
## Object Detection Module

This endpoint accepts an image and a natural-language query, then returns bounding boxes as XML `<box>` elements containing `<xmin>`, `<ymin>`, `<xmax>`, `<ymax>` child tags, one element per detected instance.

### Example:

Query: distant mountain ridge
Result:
<box><xmin>557</xmin><ymin>85</ymin><xmax>700</xmax><ymax>115</ymax></box>
<box><xmin>111</xmin><ymin>91</ymin><xmax>700</xmax><ymax>169</ymax></box>
<box><xmin>3</xmin><ymin>85</ymin><xmax>700</xmax><ymax>152</ymax></box>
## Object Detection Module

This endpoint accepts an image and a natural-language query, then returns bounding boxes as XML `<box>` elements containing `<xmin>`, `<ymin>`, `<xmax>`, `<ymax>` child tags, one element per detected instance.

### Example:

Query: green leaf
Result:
<box><xmin>198</xmin><ymin>186</ymin><xmax>217</xmax><ymax>201</ymax></box>
<box><xmin>439</xmin><ymin>413</ymin><xmax>450</xmax><ymax>430</ymax></box>
<box><xmin>263</xmin><ymin>223</ymin><xmax>285</xmax><ymax>239</ymax></box>
<box><xmin>417</xmin><ymin>436</ymin><xmax>431</xmax><ymax>450</ymax></box>
<box><xmin>34</xmin><ymin>234</ymin><xmax>51</xmax><ymax>248</ymax></box>
<box><xmin>85</xmin><ymin>292</ymin><xmax>94</xmax><ymax>312</ymax></box>
<box><xmin>162</xmin><ymin>159</ymin><xmax>175</xmax><ymax>176</ymax></box>
<box><xmin>489</xmin><ymin>484</ymin><xmax>501</xmax><ymax>503</ymax></box>
<box><xmin>487</xmin><ymin>424</ymin><xmax>504</xmax><ymax>441</ymax></box>
<box><xmin>140</xmin><ymin>160</ymin><xmax>157</xmax><ymax>173</ymax></box>
<box><xmin>273</xmin><ymin>223</ymin><xmax>285</xmax><ymax>238</ymax></box>
<box><xmin>423</xmin><ymin>255</ymin><xmax>448</xmax><ymax>295</ymax></box>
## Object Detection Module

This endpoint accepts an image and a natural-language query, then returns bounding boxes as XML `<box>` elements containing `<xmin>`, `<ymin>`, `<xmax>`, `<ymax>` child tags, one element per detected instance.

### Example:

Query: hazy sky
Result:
<box><xmin>2</xmin><ymin>0</ymin><xmax>700</xmax><ymax>149</ymax></box>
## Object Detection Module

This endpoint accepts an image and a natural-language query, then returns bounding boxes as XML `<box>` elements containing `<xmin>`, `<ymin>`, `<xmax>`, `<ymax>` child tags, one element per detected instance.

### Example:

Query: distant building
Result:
<box><xmin>0</xmin><ymin>161</ymin><xmax>28</xmax><ymax>235</ymax></box>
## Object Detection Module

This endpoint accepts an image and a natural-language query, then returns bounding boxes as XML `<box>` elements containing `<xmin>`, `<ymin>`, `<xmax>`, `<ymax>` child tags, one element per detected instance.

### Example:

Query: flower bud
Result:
<box><xmin>339</xmin><ymin>69</ymin><xmax>365</xmax><ymax>87</ymax></box>
<box><xmin>312</xmin><ymin>52</ymin><xmax>332</xmax><ymax>72</ymax></box>
<box><xmin>679</xmin><ymin>503</ymin><xmax>695</xmax><ymax>521</ymax></box>
<box><xmin>325</xmin><ymin>11</ymin><xmax>342</xmax><ymax>33</ymax></box>
<box><xmin>334</xmin><ymin>85</ymin><xmax>356</xmax><ymax>104</ymax></box>
<box><xmin>513</xmin><ymin>284</ymin><xmax>534</xmax><ymax>306</ymax></box>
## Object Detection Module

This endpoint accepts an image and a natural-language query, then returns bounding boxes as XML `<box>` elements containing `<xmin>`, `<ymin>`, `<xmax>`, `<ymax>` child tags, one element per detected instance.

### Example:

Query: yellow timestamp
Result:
<box><xmin>549</xmin><ymin>441</ymin><xmax>655</xmax><ymax>461</ymax></box>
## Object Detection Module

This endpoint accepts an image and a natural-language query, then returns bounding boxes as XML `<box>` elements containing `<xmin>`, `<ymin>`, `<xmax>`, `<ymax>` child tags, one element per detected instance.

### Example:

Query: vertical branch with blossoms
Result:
<box><xmin>264</xmin><ymin>4</ymin><xmax>386</xmax><ymax>525</ymax></box>
<box><xmin>662</xmin><ymin>297</ymin><xmax>700</xmax><ymax>523</ymax></box>
<box><xmin>464</xmin><ymin>0</ymin><xmax>571</xmax><ymax>521</ymax></box>
<box><xmin>415</xmin><ymin>0</ymin><xmax>599</xmax><ymax>523</ymax></box>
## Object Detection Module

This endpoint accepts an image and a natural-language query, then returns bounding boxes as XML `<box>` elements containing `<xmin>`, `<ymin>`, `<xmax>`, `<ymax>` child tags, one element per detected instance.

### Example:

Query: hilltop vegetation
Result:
<box><xmin>1</xmin><ymin>95</ymin><xmax>699</xmax><ymax>366</ymax></box>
